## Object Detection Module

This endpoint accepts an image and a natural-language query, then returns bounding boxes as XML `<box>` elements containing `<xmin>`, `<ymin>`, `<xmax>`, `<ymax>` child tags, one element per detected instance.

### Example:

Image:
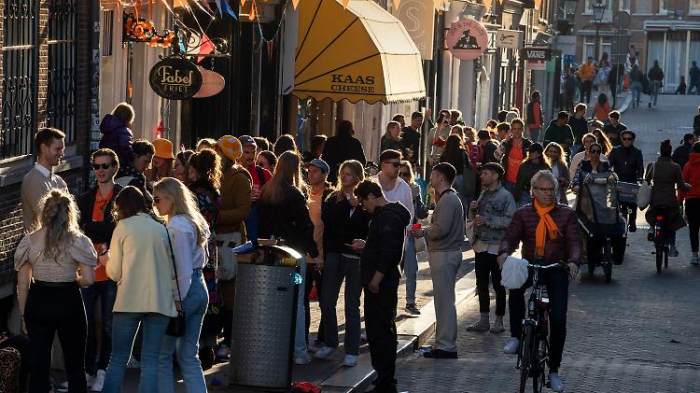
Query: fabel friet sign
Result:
<box><xmin>149</xmin><ymin>57</ymin><xmax>203</xmax><ymax>100</ymax></box>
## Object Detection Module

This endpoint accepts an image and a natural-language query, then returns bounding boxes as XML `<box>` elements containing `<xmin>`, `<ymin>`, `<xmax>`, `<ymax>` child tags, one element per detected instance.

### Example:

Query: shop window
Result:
<box><xmin>633</xmin><ymin>0</ymin><xmax>652</xmax><ymax>14</ymax></box>
<box><xmin>1</xmin><ymin>0</ymin><xmax>38</xmax><ymax>160</ymax></box>
<box><xmin>618</xmin><ymin>0</ymin><xmax>630</xmax><ymax>11</ymax></box>
<box><xmin>47</xmin><ymin>0</ymin><xmax>77</xmax><ymax>143</ymax></box>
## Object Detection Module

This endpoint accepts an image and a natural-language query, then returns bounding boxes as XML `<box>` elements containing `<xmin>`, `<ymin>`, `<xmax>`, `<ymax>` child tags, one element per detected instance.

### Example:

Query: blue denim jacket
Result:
<box><xmin>469</xmin><ymin>185</ymin><xmax>517</xmax><ymax>244</ymax></box>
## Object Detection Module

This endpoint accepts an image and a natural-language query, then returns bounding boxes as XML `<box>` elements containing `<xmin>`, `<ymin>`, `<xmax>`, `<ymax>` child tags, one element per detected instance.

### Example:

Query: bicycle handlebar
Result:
<box><xmin>526</xmin><ymin>261</ymin><xmax>569</xmax><ymax>271</ymax></box>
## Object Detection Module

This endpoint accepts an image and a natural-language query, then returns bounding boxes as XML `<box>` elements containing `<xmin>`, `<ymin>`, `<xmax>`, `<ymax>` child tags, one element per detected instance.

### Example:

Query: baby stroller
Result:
<box><xmin>576</xmin><ymin>172</ymin><xmax>627</xmax><ymax>283</ymax></box>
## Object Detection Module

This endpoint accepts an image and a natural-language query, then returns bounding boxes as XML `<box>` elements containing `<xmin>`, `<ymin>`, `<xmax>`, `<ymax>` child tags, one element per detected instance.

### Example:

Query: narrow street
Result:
<box><xmin>395</xmin><ymin>94</ymin><xmax>700</xmax><ymax>392</ymax></box>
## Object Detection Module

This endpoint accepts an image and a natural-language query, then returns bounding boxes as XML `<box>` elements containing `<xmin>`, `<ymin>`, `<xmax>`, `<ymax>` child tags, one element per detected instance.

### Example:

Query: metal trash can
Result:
<box><xmin>229</xmin><ymin>245</ymin><xmax>300</xmax><ymax>391</ymax></box>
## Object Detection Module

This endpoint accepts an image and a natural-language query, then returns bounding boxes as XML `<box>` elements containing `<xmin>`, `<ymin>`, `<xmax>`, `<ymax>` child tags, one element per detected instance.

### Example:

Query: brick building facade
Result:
<box><xmin>571</xmin><ymin>0</ymin><xmax>700</xmax><ymax>92</ymax></box>
<box><xmin>0</xmin><ymin>0</ymin><xmax>92</xmax><ymax>299</ymax></box>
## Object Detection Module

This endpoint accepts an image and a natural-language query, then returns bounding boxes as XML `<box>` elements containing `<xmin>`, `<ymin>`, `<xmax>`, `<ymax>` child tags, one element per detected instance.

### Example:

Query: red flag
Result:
<box><xmin>197</xmin><ymin>32</ymin><xmax>216</xmax><ymax>63</ymax></box>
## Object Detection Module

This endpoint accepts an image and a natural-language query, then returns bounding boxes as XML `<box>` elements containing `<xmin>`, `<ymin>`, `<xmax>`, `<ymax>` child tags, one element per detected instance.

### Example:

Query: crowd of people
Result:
<box><xmin>6</xmin><ymin>87</ymin><xmax>700</xmax><ymax>393</ymax></box>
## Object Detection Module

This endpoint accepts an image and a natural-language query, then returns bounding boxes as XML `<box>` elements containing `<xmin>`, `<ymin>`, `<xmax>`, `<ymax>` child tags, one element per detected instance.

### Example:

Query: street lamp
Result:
<box><xmin>592</xmin><ymin>0</ymin><xmax>607</xmax><ymax>61</ymax></box>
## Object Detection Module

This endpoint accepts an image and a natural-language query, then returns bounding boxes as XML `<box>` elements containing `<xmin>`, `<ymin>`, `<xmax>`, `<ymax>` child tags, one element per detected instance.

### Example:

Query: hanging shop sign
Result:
<box><xmin>446</xmin><ymin>18</ymin><xmax>488</xmax><ymax>60</ymax></box>
<box><xmin>193</xmin><ymin>67</ymin><xmax>226</xmax><ymax>98</ymax></box>
<box><xmin>522</xmin><ymin>47</ymin><xmax>552</xmax><ymax>61</ymax></box>
<box><xmin>149</xmin><ymin>57</ymin><xmax>203</xmax><ymax>100</ymax></box>
<box><xmin>392</xmin><ymin>0</ymin><xmax>436</xmax><ymax>60</ymax></box>
<box><xmin>496</xmin><ymin>29</ymin><xmax>523</xmax><ymax>50</ymax></box>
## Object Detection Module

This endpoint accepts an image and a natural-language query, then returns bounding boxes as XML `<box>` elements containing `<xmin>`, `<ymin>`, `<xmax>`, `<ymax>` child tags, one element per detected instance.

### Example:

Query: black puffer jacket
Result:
<box><xmin>361</xmin><ymin>202</ymin><xmax>411</xmax><ymax>288</ymax></box>
<box><xmin>608</xmin><ymin>145</ymin><xmax>644</xmax><ymax>182</ymax></box>
<box><xmin>322</xmin><ymin>192</ymin><xmax>372</xmax><ymax>257</ymax></box>
<box><xmin>258</xmin><ymin>182</ymin><xmax>319</xmax><ymax>258</ymax></box>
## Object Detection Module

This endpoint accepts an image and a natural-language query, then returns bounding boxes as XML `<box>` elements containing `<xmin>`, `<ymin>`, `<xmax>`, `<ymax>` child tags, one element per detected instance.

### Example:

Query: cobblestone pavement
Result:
<box><xmin>393</xmin><ymin>96</ymin><xmax>700</xmax><ymax>392</ymax></box>
<box><xmin>395</xmin><ymin>227</ymin><xmax>700</xmax><ymax>392</ymax></box>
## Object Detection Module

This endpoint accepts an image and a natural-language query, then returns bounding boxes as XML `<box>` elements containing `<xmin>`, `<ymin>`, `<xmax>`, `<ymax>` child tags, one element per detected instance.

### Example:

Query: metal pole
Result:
<box><xmin>595</xmin><ymin>23</ymin><xmax>600</xmax><ymax>61</ymax></box>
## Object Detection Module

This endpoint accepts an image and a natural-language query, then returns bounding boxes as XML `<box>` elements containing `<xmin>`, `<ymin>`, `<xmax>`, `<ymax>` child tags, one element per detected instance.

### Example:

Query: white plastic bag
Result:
<box><xmin>501</xmin><ymin>256</ymin><xmax>529</xmax><ymax>290</ymax></box>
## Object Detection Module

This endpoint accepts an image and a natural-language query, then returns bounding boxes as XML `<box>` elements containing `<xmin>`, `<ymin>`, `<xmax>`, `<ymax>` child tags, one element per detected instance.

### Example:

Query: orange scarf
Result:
<box><xmin>534</xmin><ymin>199</ymin><xmax>559</xmax><ymax>256</ymax></box>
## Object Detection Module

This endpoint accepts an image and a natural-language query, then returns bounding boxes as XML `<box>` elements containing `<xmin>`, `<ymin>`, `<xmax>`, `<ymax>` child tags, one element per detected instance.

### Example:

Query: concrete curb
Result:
<box><xmin>317</xmin><ymin>270</ymin><xmax>478</xmax><ymax>393</ymax></box>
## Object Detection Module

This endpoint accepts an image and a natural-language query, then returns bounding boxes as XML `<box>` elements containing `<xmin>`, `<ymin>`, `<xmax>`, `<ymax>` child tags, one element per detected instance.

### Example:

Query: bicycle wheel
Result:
<box><xmin>519</xmin><ymin>324</ymin><xmax>536</xmax><ymax>393</ymax></box>
<box><xmin>604</xmin><ymin>239</ymin><xmax>613</xmax><ymax>283</ymax></box>
<box><xmin>656</xmin><ymin>244</ymin><xmax>663</xmax><ymax>272</ymax></box>
<box><xmin>664</xmin><ymin>247</ymin><xmax>669</xmax><ymax>268</ymax></box>
<box><xmin>533</xmin><ymin>368</ymin><xmax>545</xmax><ymax>393</ymax></box>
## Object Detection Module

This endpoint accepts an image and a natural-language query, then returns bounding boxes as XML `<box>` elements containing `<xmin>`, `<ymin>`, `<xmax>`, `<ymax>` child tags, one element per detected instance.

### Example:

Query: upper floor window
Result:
<box><xmin>47</xmin><ymin>0</ymin><xmax>77</xmax><ymax>143</ymax></box>
<box><xmin>691</xmin><ymin>0</ymin><xmax>700</xmax><ymax>15</ymax></box>
<box><xmin>1</xmin><ymin>0</ymin><xmax>38</xmax><ymax>160</ymax></box>
<box><xmin>633</xmin><ymin>0</ymin><xmax>653</xmax><ymax>14</ymax></box>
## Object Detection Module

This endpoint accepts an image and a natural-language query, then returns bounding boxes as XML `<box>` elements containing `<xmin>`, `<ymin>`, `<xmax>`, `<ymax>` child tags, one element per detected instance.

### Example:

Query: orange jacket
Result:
<box><xmin>579</xmin><ymin>63</ymin><xmax>596</xmax><ymax>81</ymax></box>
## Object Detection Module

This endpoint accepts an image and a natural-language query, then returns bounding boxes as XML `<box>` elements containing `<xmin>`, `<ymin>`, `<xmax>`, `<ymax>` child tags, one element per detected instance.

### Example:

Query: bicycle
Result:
<box><xmin>517</xmin><ymin>261</ymin><xmax>568</xmax><ymax>393</ymax></box>
<box><xmin>648</xmin><ymin>207</ymin><xmax>671</xmax><ymax>273</ymax></box>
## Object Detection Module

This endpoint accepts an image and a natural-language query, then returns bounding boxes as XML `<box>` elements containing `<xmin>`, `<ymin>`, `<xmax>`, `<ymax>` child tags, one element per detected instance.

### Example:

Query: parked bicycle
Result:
<box><xmin>517</xmin><ymin>261</ymin><xmax>568</xmax><ymax>393</ymax></box>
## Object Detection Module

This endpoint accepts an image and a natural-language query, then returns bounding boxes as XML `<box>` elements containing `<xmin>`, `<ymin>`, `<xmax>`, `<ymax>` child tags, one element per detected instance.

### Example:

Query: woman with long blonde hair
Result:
<box><xmin>316</xmin><ymin>160</ymin><xmax>372</xmax><ymax>366</ymax></box>
<box><xmin>258</xmin><ymin>151</ymin><xmax>319</xmax><ymax>364</ymax></box>
<box><xmin>544</xmin><ymin>142</ymin><xmax>571</xmax><ymax>204</ymax></box>
<box><xmin>15</xmin><ymin>189</ymin><xmax>97</xmax><ymax>393</ymax></box>
<box><xmin>153</xmin><ymin>178</ymin><xmax>210</xmax><ymax>393</ymax></box>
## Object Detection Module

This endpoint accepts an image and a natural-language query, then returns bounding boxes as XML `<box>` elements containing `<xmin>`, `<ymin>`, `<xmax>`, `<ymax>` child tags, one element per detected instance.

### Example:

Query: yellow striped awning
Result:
<box><xmin>293</xmin><ymin>0</ymin><xmax>426</xmax><ymax>104</ymax></box>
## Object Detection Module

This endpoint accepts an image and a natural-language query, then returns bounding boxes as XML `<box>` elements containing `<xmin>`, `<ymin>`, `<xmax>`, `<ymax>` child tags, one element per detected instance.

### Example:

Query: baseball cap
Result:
<box><xmin>239</xmin><ymin>135</ymin><xmax>256</xmax><ymax>147</ymax></box>
<box><xmin>306</xmin><ymin>158</ymin><xmax>330</xmax><ymax>174</ymax></box>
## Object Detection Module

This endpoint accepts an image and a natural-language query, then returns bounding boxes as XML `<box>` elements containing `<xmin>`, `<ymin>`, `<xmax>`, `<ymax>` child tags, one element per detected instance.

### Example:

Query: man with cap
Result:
<box><xmin>237</xmin><ymin>135</ymin><xmax>272</xmax><ymax>242</ymax></box>
<box><xmin>477</xmin><ymin>129</ymin><xmax>500</xmax><ymax>165</ymax></box>
<box><xmin>304</xmin><ymin>158</ymin><xmax>332</xmax><ymax>350</ymax></box>
<box><xmin>213</xmin><ymin>135</ymin><xmax>252</xmax><ymax>360</ymax></box>
<box><xmin>466</xmin><ymin>163</ymin><xmax>515</xmax><ymax>334</ymax></box>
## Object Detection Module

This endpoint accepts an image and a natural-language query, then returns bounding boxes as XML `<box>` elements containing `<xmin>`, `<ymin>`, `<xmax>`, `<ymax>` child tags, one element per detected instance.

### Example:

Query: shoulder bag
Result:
<box><xmin>164</xmin><ymin>227</ymin><xmax>186</xmax><ymax>337</ymax></box>
<box><xmin>636</xmin><ymin>163</ymin><xmax>655</xmax><ymax>210</ymax></box>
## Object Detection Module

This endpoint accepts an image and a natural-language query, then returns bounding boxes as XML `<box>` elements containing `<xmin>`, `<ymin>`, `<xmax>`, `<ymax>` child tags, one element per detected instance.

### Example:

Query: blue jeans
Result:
<box><xmin>82</xmin><ymin>280</ymin><xmax>118</xmax><ymax>374</ymax></box>
<box><xmin>159</xmin><ymin>270</ymin><xmax>208</xmax><ymax>393</ymax></box>
<box><xmin>650</xmin><ymin>81</ymin><xmax>661</xmax><ymax>106</ymax></box>
<box><xmin>631</xmin><ymin>82</ymin><xmax>642</xmax><ymax>106</ymax></box>
<box><xmin>103</xmin><ymin>312</ymin><xmax>170</xmax><ymax>393</ymax></box>
<box><xmin>529</xmin><ymin>128</ymin><xmax>541</xmax><ymax>144</ymax></box>
<box><xmin>519</xmin><ymin>192</ymin><xmax>532</xmax><ymax>207</ymax></box>
<box><xmin>320</xmin><ymin>253</ymin><xmax>362</xmax><ymax>355</ymax></box>
<box><xmin>403</xmin><ymin>236</ymin><xmax>419</xmax><ymax>304</ymax></box>
<box><xmin>294</xmin><ymin>256</ymin><xmax>308</xmax><ymax>356</ymax></box>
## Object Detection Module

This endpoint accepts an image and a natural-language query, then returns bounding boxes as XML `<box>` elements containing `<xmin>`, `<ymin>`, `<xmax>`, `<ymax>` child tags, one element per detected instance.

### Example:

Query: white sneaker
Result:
<box><xmin>126</xmin><ymin>356</ymin><xmax>141</xmax><ymax>369</ymax></box>
<box><xmin>294</xmin><ymin>351</ymin><xmax>312</xmax><ymax>365</ymax></box>
<box><xmin>85</xmin><ymin>373</ymin><xmax>95</xmax><ymax>388</ymax></box>
<box><xmin>343</xmin><ymin>354</ymin><xmax>358</xmax><ymax>367</ymax></box>
<box><xmin>313</xmin><ymin>345</ymin><xmax>336</xmax><ymax>359</ymax></box>
<box><xmin>91</xmin><ymin>370</ymin><xmax>106</xmax><ymax>392</ymax></box>
<box><xmin>503</xmin><ymin>337</ymin><xmax>520</xmax><ymax>354</ymax></box>
<box><xmin>548</xmin><ymin>373</ymin><xmax>564</xmax><ymax>392</ymax></box>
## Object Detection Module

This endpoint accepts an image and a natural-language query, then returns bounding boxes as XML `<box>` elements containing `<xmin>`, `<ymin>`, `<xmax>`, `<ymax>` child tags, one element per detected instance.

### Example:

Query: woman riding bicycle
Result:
<box><xmin>498</xmin><ymin>170</ymin><xmax>582</xmax><ymax>393</ymax></box>
<box><xmin>645</xmin><ymin>140</ymin><xmax>691</xmax><ymax>258</ymax></box>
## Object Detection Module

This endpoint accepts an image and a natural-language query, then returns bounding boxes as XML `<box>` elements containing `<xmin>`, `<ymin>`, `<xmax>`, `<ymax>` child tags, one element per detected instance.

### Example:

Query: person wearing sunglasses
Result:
<box><xmin>608</xmin><ymin>130</ymin><xmax>644</xmax><ymax>233</ymax></box>
<box><xmin>76</xmin><ymin>148</ymin><xmax>122</xmax><ymax>391</ymax></box>
<box><xmin>571</xmin><ymin>142</ymin><xmax>611</xmax><ymax>194</ymax></box>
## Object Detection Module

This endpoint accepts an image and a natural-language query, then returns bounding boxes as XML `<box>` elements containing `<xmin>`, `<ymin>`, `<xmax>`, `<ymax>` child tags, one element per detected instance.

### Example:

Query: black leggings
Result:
<box><xmin>686</xmin><ymin>198</ymin><xmax>700</xmax><ymax>252</ymax></box>
<box><xmin>25</xmin><ymin>282</ymin><xmax>87</xmax><ymax>393</ymax></box>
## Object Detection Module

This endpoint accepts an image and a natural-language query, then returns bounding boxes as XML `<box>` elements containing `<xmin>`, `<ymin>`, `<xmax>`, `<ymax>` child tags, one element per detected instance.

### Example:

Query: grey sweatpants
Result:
<box><xmin>428</xmin><ymin>250</ymin><xmax>462</xmax><ymax>353</ymax></box>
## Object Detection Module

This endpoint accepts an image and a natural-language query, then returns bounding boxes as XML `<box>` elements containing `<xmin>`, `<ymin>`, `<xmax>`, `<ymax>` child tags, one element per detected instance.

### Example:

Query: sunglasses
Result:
<box><xmin>589</xmin><ymin>150</ymin><xmax>601</xmax><ymax>154</ymax></box>
<box><xmin>622</xmin><ymin>137</ymin><xmax>633</xmax><ymax>141</ymax></box>
<box><xmin>92</xmin><ymin>163</ymin><xmax>114</xmax><ymax>170</ymax></box>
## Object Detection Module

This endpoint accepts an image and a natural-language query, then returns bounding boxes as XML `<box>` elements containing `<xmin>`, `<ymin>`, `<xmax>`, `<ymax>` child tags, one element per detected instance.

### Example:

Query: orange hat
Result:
<box><xmin>216</xmin><ymin>135</ymin><xmax>242</xmax><ymax>162</ymax></box>
<box><xmin>153</xmin><ymin>138</ymin><xmax>175</xmax><ymax>160</ymax></box>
